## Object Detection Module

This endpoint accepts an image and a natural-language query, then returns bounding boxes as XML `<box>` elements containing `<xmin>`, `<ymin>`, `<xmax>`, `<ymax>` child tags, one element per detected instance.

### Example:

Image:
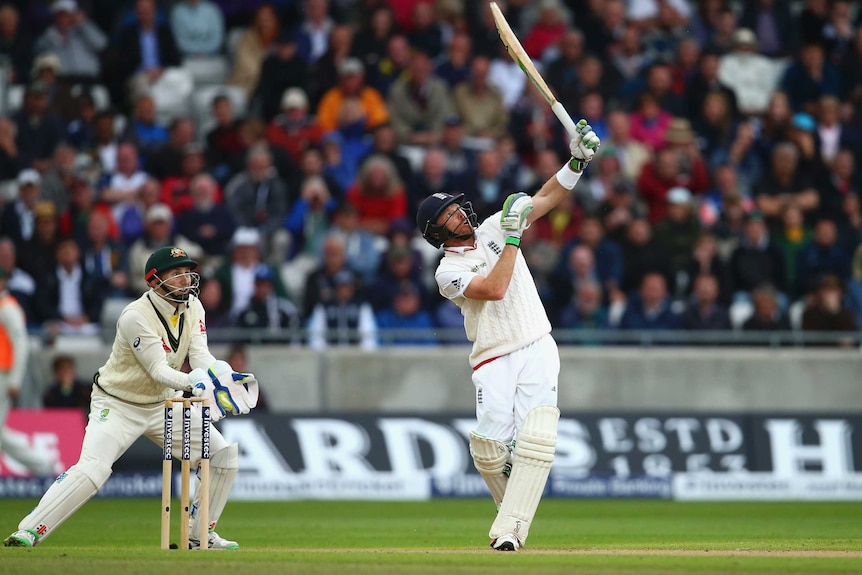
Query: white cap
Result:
<box><xmin>281</xmin><ymin>87</ymin><xmax>308</xmax><ymax>110</ymax></box>
<box><xmin>232</xmin><ymin>226</ymin><xmax>261</xmax><ymax>248</ymax></box>
<box><xmin>145</xmin><ymin>203</ymin><xmax>174</xmax><ymax>223</ymax></box>
<box><xmin>338</xmin><ymin>57</ymin><xmax>364</xmax><ymax>77</ymax></box>
<box><xmin>667</xmin><ymin>187</ymin><xmax>692</xmax><ymax>205</ymax></box>
<box><xmin>32</xmin><ymin>53</ymin><xmax>61</xmax><ymax>77</ymax></box>
<box><xmin>51</xmin><ymin>0</ymin><xmax>78</xmax><ymax>13</ymax></box>
<box><xmin>733</xmin><ymin>28</ymin><xmax>757</xmax><ymax>47</ymax></box>
<box><xmin>17</xmin><ymin>169</ymin><xmax>41</xmax><ymax>187</ymax></box>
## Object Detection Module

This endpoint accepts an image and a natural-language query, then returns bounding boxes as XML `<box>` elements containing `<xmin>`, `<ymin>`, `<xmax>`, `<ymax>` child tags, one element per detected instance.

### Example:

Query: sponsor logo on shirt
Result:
<box><xmin>199</xmin><ymin>319</ymin><xmax>206</xmax><ymax>333</ymax></box>
<box><xmin>133</xmin><ymin>337</ymin><xmax>141</xmax><ymax>348</ymax></box>
<box><xmin>162</xmin><ymin>339</ymin><xmax>171</xmax><ymax>352</ymax></box>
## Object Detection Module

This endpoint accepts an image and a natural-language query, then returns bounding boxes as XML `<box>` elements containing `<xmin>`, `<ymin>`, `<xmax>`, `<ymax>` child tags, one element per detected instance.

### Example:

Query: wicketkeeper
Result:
<box><xmin>4</xmin><ymin>246</ymin><xmax>259</xmax><ymax>549</ymax></box>
<box><xmin>416</xmin><ymin>120</ymin><xmax>600</xmax><ymax>551</ymax></box>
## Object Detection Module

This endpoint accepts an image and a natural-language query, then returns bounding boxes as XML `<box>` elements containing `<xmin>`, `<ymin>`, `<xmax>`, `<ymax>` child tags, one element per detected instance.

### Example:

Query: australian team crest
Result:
<box><xmin>170</xmin><ymin>247</ymin><xmax>187</xmax><ymax>258</ymax></box>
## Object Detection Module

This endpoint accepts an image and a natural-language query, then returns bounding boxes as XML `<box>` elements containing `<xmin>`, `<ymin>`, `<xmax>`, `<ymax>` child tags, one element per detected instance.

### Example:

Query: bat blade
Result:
<box><xmin>489</xmin><ymin>1</ymin><xmax>578</xmax><ymax>138</ymax></box>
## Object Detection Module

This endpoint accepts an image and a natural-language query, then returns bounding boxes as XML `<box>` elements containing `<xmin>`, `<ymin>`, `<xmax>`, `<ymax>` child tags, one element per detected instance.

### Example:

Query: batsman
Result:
<box><xmin>417</xmin><ymin>120</ymin><xmax>599</xmax><ymax>551</ymax></box>
<box><xmin>4</xmin><ymin>246</ymin><xmax>259</xmax><ymax>549</ymax></box>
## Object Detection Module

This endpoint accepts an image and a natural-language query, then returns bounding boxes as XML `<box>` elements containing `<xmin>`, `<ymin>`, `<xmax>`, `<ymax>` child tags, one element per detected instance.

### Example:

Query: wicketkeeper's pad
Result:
<box><xmin>489</xmin><ymin>405</ymin><xmax>559</xmax><ymax>546</ymax></box>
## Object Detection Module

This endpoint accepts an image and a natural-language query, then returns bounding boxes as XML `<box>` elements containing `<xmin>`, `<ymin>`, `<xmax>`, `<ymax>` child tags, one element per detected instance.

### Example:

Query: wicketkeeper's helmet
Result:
<box><xmin>416</xmin><ymin>192</ymin><xmax>477</xmax><ymax>248</ymax></box>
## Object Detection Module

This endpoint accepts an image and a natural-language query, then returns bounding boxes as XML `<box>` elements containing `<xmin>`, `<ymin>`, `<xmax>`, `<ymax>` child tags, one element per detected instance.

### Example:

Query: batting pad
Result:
<box><xmin>19</xmin><ymin>459</ymin><xmax>112</xmax><ymax>544</ymax></box>
<box><xmin>489</xmin><ymin>405</ymin><xmax>559</xmax><ymax>545</ymax></box>
<box><xmin>190</xmin><ymin>443</ymin><xmax>238</xmax><ymax>537</ymax></box>
<box><xmin>469</xmin><ymin>432</ymin><xmax>510</xmax><ymax>507</ymax></box>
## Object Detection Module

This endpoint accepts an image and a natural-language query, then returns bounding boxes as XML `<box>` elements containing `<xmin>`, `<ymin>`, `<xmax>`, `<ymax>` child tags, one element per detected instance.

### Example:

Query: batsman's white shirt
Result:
<box><xmin>435</xmin><ymin>212</ymin><xmax>552</xmax><ymax>368</ymax></box>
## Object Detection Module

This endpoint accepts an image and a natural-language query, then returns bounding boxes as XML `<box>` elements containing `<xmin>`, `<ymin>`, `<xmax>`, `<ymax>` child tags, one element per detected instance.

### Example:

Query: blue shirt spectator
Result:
<box><xmin>618</xmin><ymin>273</ymin><xmax>681</xmax><ymax>330</ymax></box>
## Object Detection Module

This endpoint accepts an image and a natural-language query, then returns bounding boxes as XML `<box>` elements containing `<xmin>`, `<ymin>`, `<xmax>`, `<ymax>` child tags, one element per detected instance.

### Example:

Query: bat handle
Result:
<box><xmin>551</xmin><ymin>101</ymin><xmax>579</xmax><ymax>139</ymax></box>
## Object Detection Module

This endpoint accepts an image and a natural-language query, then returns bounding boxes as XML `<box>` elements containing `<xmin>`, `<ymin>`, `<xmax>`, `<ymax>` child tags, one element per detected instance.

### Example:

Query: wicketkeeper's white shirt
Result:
<box><xmin>435</xmin><ymin>212</ymin><xmax>552</xmax><ymax>368</ymax></box>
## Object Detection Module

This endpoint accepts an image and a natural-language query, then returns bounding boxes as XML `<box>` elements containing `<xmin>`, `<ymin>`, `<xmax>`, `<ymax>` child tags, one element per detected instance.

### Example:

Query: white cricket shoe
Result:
<box><xmin>4</xmin><ymin>529</ymin><xmax>37</xmax><ymax>547</ymax></box>
<box><xmin>189</xmin><ymin>531</ymin><xmax>239</xmax><ymax>550</ymax></box>
<box><xmin>490</xmin><ymin>533</ymin><xmax>520</xmax><ymax>552</ymax></box>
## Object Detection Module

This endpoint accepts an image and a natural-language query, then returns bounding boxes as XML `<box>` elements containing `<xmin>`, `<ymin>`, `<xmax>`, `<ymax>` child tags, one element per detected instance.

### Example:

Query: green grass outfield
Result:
<box><xmin>1</xmin><ymin>499</ymin><xmax>861</xmax><ymax>574</ymax></box>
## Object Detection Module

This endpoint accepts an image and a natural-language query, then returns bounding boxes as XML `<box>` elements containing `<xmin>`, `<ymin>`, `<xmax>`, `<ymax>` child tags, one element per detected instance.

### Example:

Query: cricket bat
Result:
<box><xmin>489</xmin><ymin>1</ymin><xmax>578</xmax><ymax>138</ymax></box>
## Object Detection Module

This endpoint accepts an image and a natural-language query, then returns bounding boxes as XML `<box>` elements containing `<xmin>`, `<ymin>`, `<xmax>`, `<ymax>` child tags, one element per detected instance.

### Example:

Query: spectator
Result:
<box><xmin>205</xmin><ymin>94</ymin><xmax>245</xmax><ymax>183</ymax></box>
<box><xmin>814</xmin><ymin>96</ymin><xmax>857</xmax><ymax>168</ymax></box>
<box><xmin>89</xmin><ymin>110</ymin><xmax>119</xmax><ymax>173</ymax></box>
<box><xmin>169</xmin><ymin>0</ymin><xmax>225</xmax><ymax>57</ymax></box>
<box><xmin>160</xmin><ymin>144</ymin><xmax>215</xmax><ymax>216</ymax></box>
<box><xmin>637</xmin><ymin>144</ymin><xmax>708</xmax><ymax>224</ymax></box>
<box><xmin>345</xmin><ymin>155</ymin><xmax>407</xmax><ymax>236</ymax></box>
<box><xmin>801</xmin><ymin>274</ymin><xmax>856</xmax><ymax>342</ymax></box>
<box><xmin>35</xmin><ymin>0</ymin><xmax>107</xmax><ymax>80</ymax></box>
<box><xmin>604</xmin><ymin>110</ymin><xmax>651</xmax><ymax>183</ymax></box>
<box><xmin>59</xmin><ymin>176</ymin><xmax>118</xmax><ymax>248</ymax></box>
<box><xmin>308</xmin><ymin>268</ymin><xmax>378</xmax><ymax>351</ymax></box>
<box><xmin>545</xmin><ymin>29</ymin><xmax>585</xmax><ymax>110</ymax></box>
<box><xmin>319</xmin><ymin>117</ymin><xmax>371</xmax><ymax>193</ymax></box>
<box><xmin>316</xmin><ymin>57</ymin><xmax>389</xmax><ymax>133</ymax></box>
<box><xmin>406</xmin><ymin>2</ymin><xmax>443</xmax><ymax>59</ymax></box>
<box><xmin>628</xmin><ymin>92</ymin><xmax>673</xmax><ymax>151</ymax></box>
<box><xmin>408</xmin><ymin>147</ymin><xmax>456</xmax><ymax>220</ymax></box>
<box><xmin>284</xmin><ymin>174</ymin><xmax>336</xmax><ymax>261</ymax></box>
<box><xmin>235</xmin><ymin>263</ymin><xmax>302</xmax><ymax>342</ymax></box>
<box><xmin>796</xmin><ymin>218</ymin><xmax>852</xmax><ymax>296</ymax></box>
<box><xmin>742</xmin><ymin>282</ymin><xmax>791</xmax><ymax>331</ymax></box>
<box><xmin>0</xmin><ymin>4</ymin><xmax>32</xmax><ymax>84</ymax></box>
<box><xmin>39</xmin><ymin>144</ymin><xmax>76</xmax><ymax>213</ymax></box>
<box><xmin>1</xmin><ymin>170</ymin><xmax>43</xmax><ymax>249</ymax></box>
<box><xmin>683</xmin><ymin>231</ymin><xmax>731</xmax><ymax>304</ymax></box>
<box><xmin>459</xmin><ymin>149</ymin><xmax>517</xmax><ymax>222</ymax></box>
<box><xmin>229</xmin><ymin>4</ymin><xmax>280</xmax><ymax>98</ymax></box>
<box><xmin>267</xmin><ymin>88</ymin><xmax>323</xmax><ymax>164</ymax></box>
<box><xmin>366</xmin><ymin>33</ymin><xmax>411</xmax><ymax>96</ymax></box>
<box><xmin>252</xmin><ymin>30</ymin><xmax>309</xmax><ymax>122</ymax></box>
<box><xmin>834</xmin><ymin>183</ymin><xmax>862</xmax><ymax>252</ymax></box>
<box><xmin>618</xmin><ymin>272</ymin><xmax>681</xmax><ymax>331</ymax></box>
<box><xmin>0</xmin><ymin>117</ymin><xmax>22</xmax><ymax>182</ymax></box>
<box><xmin>558</xmin><ymin>280</ymin><xmax>610</xmax><ymax>331</ymax></box>
<box><xmin>214</xmin><ymin>227</ymin><xmax>290</xmax><ymax>319</ymax></box>
<box><xmin>117</xmin><ymin>177</ymin><xmax>162</xmax><ymax>246</ymax></box>
<box><xmin>368</xmin><ymin>244</ymin><xmax>428</xmax><ymax>313</ymax></box>
<box><xmin>33</xmin><ymin>236</ymin><xmax>103</xmax><ymax>335</ymax></box>
<box><xmin>13</xmin><ymin>81</ymin><xmax>65</xmax><ymax>172</ymax></box>
<box><xmin>780</xmin><ymin>42</ymin><xmax>840</xmax><ymax>115</ymax></box>
<box><xmin>681</xmin><ymin>273</ymin><xmax>731</xmax><ymax>331</ymax></box>
<box><xmin>653</xmin><ymin>187</ymin><xmax>703</xmax><ymax>276</ymax></box>
<box><xmin>435</xmin><ymin>32</ymin><xmax>473</xmax><ymax>89</ymax></box>
<box><xmin>754</xmin><ymin>142</ymin><xmax>820</xmax><ymax>226</ymax></box>
<box><xmin>312</xmin><ymin>24</ymin><xmax>355</xmax><ymax>105</ymax></box>
<box><xmin>620</xmin><ymin>217</ymin><xmax>674</xmax><ymax>295</ymax></box>
<box><xmin>773</xmin><ymin>204</ymin><xmax>814</xmax><ymax>299</ymax></box>
<box><xmin>387</xmin><ymin>49</ymin><xmax>453</xmax><ymax>147</ymax></box>
<box><xmin>81</xmin><ymin>210</ymin><xmax>128</xmax><ymax>297</ymax></box>
<box><xmin>146</xmin><ymin>117</ymin><xmax>196</xmax><ymax>180</ymax></box>
<box><xmin>295</xmin><ymin>0</ymin><xmax>335</xmax><ymax>66</ymax></box>
<box><xmin>326</xmin><ymin>203</ymin><xmax>380</xmax><ymax>286</ymax></box>
<box><xmin>19</xmin><ymin>201</ymin><xmax>60</xmax><ymax>283</ymax></box>
<box><xmin>375</xmin><ymin>281</ymin><xmax>436</xmax><ymax>345</ymax></box>
<box><xmin>739</xmin><ymin>0</ymin><xmax>796</xmax><ymax>58</ymax></box>
<box><xmin>718</xmin><ymin>28</ymin><xmax>782</xmax><ymax>116</ymax></box>
<box><xmin>453</xmin><ymin>55</ymin><xmax>508</xmax><ymax>140</ymax></box>
<box><xmin>100</xmin><ymin>142</ymin><xmax>149</xmax><ymax>222</ymax></box>
<box><xmin>352</xmin><ymin>4</ymin><xmax>398</xmax><ymax>77</ymax></box>
<box><xmin>175</xmin><ymin>174</ymin><xmax>237</xmax><ymax>259</ymax></box>
<box><xmin>123</xmin><ymin>94</ymin><xmax>169</xmax><ymax>158</ymax></box>
<box><xmin>546</xmin><ymin>244</ymin><xmax>601</xmax><ymax>325</ymax></box>
<box><xmin>196</xmin><ymin>276</ymin><xmax>232</xmax><ymax>329</ymax></box>
<box><xmin>302</xmin><ymin>232</ymin><xmax>354</xmax><ymax>318</ymax></box>
<box><xmin>729</xmin><ymin>211</ymin><xmax>787</xmax><ymax>299</ymax></box>
<box><xmin>686</xmin><ymin>48</ymin><xmax>738</xmax><ymax>123</ymax></box>
<box><xmin>42</xmin><ymin>354</ymin><xmax>91</xmax><ymax>411</ymax></box>
<box><xmin>0</xmin><ymin>237</ymin><xmax>35</xmax><ymax>324</ymax></box>
<box><xmin>439</xmin><ymin>115</ymin><xmax>476</xmax><ymax>182</ymax></box>
<box><xmin>114</xmin><ymin>0</ymin><xmax>186</xmax><ymax>113</ymax></box>
<box><xmin>224</xmin><ymin>144</ymin><xmax>291</xmax><ymax>243</ymax></box>
<box><xmin>125</xmin><ymin>203</ymin><xmax>203</xmax><ymax>295</ymax></box>
<box><xmin>509</xmin><ymin>81</ymin><xmax>567</xmax><ymax>167</ymax></box>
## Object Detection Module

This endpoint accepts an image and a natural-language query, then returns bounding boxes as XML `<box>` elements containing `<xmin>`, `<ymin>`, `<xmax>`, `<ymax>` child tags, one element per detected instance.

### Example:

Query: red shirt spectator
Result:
<box><xmin>344</xmin><ymin>155</ymin><xmax>407</xmax><ymax>235</ymax></box>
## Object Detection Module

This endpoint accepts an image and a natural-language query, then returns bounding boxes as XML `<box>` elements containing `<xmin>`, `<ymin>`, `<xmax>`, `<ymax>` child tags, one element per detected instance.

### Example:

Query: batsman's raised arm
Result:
<box><xmin>527</xmin><ymin>119</ymin><xmax>600</xmax><ymax>225</ymax></box>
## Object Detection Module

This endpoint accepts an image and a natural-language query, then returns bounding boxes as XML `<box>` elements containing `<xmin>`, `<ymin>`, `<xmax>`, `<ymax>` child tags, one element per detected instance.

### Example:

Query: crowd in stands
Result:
<box><xmin>1</xmin><ymin>0</ymin><xmax>862</xmax><ymax>347</ymax></box>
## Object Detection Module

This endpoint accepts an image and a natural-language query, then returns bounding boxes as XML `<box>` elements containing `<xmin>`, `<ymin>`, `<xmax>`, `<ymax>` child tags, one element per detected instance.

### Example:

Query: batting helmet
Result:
<box><xmin>416</xmin><ymin>192</ymin><xmax>477</xmax><ymax>248</ymax></box>
<box><xmin>144</xmin><ymin>246</ymin><xmax>198</xmax><ymax>282</ymax></box>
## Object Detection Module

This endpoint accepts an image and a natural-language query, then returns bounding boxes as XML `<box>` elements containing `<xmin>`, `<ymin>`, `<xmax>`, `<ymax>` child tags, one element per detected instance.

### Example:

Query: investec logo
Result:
<box><xmin>765</xmin><ymin>419</ymin><xmax>856</xmax><ymax>476</ymax></box>
<box><xmin>182</xmin><ymin>415</ymin><xmax>192</xmax><ymax>460</ymax></box>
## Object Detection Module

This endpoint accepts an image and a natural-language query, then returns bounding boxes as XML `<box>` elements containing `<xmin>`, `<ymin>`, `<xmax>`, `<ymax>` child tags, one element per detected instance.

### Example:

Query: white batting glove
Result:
<box><xmin>187</xmin><ymin>368</ymin><xmax>208</xmax><ymax>397</ymax></box>
<box><xmin>198</xmin><ymin>360</ymin><xmax>260</xmax><ymax>422</ymax></box>
<box><xmin>568</xmin><ymin>119</ymin><xmax>601</xmax><ymax>172</ymax></box>
<box><xmin>500</xmin><ymin>192</ymin><xmax>533</xmax><ymax>243</ymax></box>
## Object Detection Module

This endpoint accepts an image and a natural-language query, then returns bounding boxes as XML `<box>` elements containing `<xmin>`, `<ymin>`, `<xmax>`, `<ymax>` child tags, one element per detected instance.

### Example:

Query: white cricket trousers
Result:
<box><xmin>471</xmin><ymin>334</ymin><xmax>560</xmax><ymax>443</ymax></box>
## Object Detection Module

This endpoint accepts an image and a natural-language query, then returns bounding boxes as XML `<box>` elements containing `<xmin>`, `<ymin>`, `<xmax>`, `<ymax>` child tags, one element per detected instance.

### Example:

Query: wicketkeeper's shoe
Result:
<box><xmin>3</xmin><ymin>529</ymin><xmax>38</xmax><ymax>547</ymax></box>
<box><xmin>189</xmin><ymin>531</ymin><xmax>239</xmax><ymax>550</ymax></box>
<box><xmin>490</xmin><ymin>533</ymin><xmax>520</xmax><ymax>552</ymax></box>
